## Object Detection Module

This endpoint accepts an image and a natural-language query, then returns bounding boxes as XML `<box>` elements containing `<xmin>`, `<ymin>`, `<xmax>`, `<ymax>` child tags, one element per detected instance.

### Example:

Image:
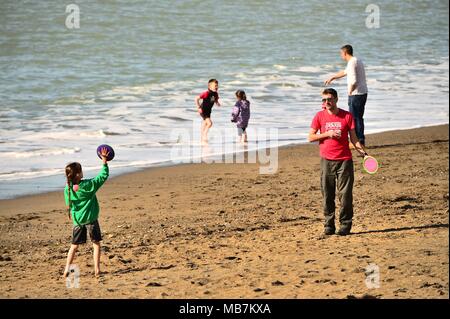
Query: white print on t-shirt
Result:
<box><xmin>325</xmin><ymin>122</ymin><xmax>342</xmax><ymax>137</ymax></box>
<box><xmin>325</xmin><ymin>122</ymin><xmax>342</xmax><ymax>131</ymax></box>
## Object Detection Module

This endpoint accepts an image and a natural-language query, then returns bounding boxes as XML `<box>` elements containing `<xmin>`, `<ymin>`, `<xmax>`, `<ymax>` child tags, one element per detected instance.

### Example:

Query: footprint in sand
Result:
<box><xmin>271</xmin><ymin>280</ymin><xmax>284</xmax><ymax>286</ymax></box>
<box><xmin>146</xmin><ymin>282</ymin><xmax>163</xmax><ymax>287</ymax></box>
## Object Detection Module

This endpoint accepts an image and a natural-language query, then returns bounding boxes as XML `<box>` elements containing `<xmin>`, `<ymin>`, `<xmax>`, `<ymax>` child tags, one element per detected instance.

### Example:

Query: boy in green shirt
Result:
<box><xmin>63</xmin><ymin>147</ymin><xmax>110</xmax><ymax>278</ymax></box>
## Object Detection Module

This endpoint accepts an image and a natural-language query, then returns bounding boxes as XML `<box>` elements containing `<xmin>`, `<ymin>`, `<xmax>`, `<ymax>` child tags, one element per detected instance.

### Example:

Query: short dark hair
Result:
<box><xmin>322</xmin><ymin>88</ymin><xmax>338</xmax><ymax>99</ymax></box>
<box><xmin>208</xmin><ymin>79</ymin><xmax>218</xmax><ymax>85</ymax></box>
<box><xmin>340</xmin><ymin>44</ymin><xmax>353</xmax><ymax>55</ymax></box>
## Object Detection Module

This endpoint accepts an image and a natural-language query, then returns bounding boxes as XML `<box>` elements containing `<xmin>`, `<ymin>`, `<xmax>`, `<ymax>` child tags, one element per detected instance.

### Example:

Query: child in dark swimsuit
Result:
<box><xmin>195</xmin><ymin>79</ymin><xmax>220</xmax><ymax>144</ymax></box>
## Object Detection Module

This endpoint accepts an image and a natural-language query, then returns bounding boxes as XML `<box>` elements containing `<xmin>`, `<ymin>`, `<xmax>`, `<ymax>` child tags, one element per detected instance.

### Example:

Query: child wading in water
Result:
<box><xmin>195</xmin><ymin>79</ymin><xmax>220</xmax><ymax>144</ymax></box>
<box><xmin>63</xmin><ymin>147</ymin><xmax>110</xmax><ymax>278</ymax></box>
<box><xmin>231</xmin><ymin>90</ymin><xmax>250</xmax><ymax>143</ymax></box>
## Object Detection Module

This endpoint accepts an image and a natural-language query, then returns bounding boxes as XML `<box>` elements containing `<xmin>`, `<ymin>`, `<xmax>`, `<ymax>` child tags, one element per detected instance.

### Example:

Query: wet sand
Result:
<box><xmin>0</xmin><ymin>124</ymin><xmax>448</xmax><ymax>299</ymax></box>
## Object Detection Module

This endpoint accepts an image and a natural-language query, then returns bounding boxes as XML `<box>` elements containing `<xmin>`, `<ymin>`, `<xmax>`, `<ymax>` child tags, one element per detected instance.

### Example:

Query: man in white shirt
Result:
<box><xmin>324</xmin><ymin>45</ymin><xmax>368</xmax><ymax>146</ymax></box>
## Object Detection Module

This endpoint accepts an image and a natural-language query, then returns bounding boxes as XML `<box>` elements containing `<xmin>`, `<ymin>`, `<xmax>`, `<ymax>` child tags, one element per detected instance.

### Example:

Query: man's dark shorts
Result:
<box><xmin>72</xmin><ymin>220</ymin><xmax>102</xmax><ymax>245</ymax></box>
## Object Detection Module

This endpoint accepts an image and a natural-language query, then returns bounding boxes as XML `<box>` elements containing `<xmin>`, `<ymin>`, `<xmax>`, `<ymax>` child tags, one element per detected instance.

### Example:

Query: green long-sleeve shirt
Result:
<box><xmin>64</xmin><ymin>164</ymin><xmax>109</xmax><ymax>226</ymax></box>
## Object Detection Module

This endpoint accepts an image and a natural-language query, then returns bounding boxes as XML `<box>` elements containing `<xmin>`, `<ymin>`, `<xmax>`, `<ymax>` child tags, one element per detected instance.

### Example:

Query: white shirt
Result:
<box><xmin>344</xmin><ymin>57</ymin><xmax>368</xmax><ymax>95</ymax></box>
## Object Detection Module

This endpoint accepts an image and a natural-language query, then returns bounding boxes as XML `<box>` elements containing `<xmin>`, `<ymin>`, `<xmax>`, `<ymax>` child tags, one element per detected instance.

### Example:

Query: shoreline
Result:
<box><xmin>0</xmin><ymin>124</ymin><xmax>448</xmax><ymax>298</ymax></box>
<box><xmin>1</xmin><ymin>122</ymin><xmax>448</xmax><ymax>202</ymax></box>
<box><xmin>0</xmin><ymin>124</ymin><xmax>448</xmax><ymax>213</ymax></box>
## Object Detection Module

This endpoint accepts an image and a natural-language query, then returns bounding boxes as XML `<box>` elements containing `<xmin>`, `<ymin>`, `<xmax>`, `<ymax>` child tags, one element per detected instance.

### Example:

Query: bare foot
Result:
<box><xmin>62</xmin><ymin>267</ymin><xmax>71</xmax><ymax>278</ymax></box>
<box><xmin>95</xmin><ymin>270</ymin><xmax>103</xmax><ymax>278</ymax></box>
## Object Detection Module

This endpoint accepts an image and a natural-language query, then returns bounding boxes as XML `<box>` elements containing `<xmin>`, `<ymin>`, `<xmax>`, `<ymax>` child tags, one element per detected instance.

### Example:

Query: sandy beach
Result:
<box><xmin>0</xmin><ymin>124</ymin><xmax>448</xmax><ymax>299</ymax></box>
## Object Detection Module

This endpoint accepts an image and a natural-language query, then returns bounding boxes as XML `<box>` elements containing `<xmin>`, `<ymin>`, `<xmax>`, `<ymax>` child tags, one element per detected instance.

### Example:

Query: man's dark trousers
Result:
<box><xmin>348</xmin><ymin>93</ymin><xmax>367</xmax><ymax>146</ymax></box>
<box><xmin>320</xmin><ymin>158</ymin><xmax>354</xmax><ymax>232</ymax></box>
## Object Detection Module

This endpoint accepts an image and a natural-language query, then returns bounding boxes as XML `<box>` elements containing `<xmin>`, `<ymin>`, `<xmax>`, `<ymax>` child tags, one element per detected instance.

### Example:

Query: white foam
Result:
<box><xmin>0</xmin><ymin>147</ymin><xmax>81</xmax><ymax>159</ymax></box>
<box><xmin>0</xmin><ymin>168</ymin><xmax>64</xmax><ymax>181</ymax></box>
<box><xmin>0</xmin><ymin>109</ymin><xmax>22</xmax><ymax>118</ymax></box>
<box><xmin>273</xmin><ymin>64</ymin><xmax>287</xmax><ymax>70</ymax></box>
<box><xmin>1</xmin><ymin>58</ymin><xmax>448</xmax><ymax>189</ymax></box>
<box><xmin>104</xmin><ymin>106</ymin><xmax>133</xmax><ymax>116</ymax></box>
<box><xmin>296</xmin><ymin>66</ymin><xmax>323</xmax><ymax>73</ymax></box>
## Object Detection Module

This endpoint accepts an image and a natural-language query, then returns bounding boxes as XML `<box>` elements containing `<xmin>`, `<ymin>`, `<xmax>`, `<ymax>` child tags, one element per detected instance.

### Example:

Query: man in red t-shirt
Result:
<box><xmin>309</xmin><ymin>88</ymin><xmax>368</xmax><ymax>236</ymax></box>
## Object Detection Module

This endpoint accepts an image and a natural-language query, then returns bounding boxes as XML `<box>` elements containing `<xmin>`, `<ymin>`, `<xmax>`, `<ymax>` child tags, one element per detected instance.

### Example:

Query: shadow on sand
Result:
<box><xmin>352</xmin><ymin>223</ymin><xmax>449</xmax><ymax>235</ymax></box>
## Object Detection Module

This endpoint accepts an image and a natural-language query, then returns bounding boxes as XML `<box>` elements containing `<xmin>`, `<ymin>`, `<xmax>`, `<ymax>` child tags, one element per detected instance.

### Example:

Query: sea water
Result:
<box><xmin>0</xmin><ymin>0</ymin><xmax>448</xmax><ymax>199</ymax></box>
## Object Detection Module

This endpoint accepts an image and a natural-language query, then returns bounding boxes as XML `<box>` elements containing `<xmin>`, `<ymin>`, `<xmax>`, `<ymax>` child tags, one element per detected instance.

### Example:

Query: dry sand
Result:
<box><xmin>0</xmin><ymin>124</ymin><xmax>448</xmax><ymax>299</ymax></box>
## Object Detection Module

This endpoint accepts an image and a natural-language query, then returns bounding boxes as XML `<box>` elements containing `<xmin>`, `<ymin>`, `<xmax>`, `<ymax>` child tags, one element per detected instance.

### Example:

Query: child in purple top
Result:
<box><xmin>231</xmin><ymin>90</ymin><xmax>250</xmax><ymax>143</ymax></box>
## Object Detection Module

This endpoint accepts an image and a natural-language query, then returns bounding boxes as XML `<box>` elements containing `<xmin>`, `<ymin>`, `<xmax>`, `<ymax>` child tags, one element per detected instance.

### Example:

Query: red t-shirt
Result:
<box><xmin>311</xmin><ymin>109</ymin><xmax>355</xmax><ymax>161</ymax></box>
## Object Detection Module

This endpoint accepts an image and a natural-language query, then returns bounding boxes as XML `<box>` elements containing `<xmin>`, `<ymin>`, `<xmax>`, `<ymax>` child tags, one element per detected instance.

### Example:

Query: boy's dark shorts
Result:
<box><xmin>72</xmin><ymin>220</ymin><xmax>102</xmax><ymax>245</ymax></box>
<box><xmin>199</xmin><ymin>107</ymin><xmax>212</xmax><ymax>120</ymax></box>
